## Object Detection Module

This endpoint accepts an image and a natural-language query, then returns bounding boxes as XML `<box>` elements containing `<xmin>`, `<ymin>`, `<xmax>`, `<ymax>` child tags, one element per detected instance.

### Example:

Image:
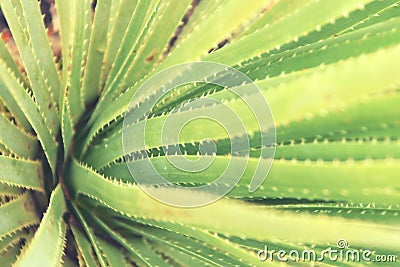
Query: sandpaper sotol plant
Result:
<box><xmin>0</xmin><ymin>0</ymin><xmax>399</xmax><ymax>266</ymax></box>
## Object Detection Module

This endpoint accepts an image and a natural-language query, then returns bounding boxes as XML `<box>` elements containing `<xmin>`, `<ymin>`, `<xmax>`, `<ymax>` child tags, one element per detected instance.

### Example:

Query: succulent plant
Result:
<box><xmin>0</xmin><ymin>0</ymin><xmax>399</xmax><ymax>266</ymax></box>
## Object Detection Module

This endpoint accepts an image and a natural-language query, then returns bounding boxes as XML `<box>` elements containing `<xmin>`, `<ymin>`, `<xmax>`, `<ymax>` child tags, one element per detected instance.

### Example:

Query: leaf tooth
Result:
<box><xmin>0</xmin><ymin>192</ymin><xmax>40</xmax><ymax>240</ymax></box>
<box><xmin>56</xmin><ymin>226</ymin><xmax>68</xmax><ymax>267</ymax></box>
<box><xmin>83</xmin><ymin>192</ymin><xmax>129</xmax><ymax>219</ymax></box>
<box><xmin>0</xmin><ymin>231</ymin><xmax>28</xmax><ymax>252</ymax></box>
<box><xmin>39</xmin><ymin>110</ymin><xmax>57</xmax><ymax>141</ymax></box>
<box><xmin>82</xmin><ymin>114</ymin><xmax>124</xmax><ymax>154</ymax></box>
<box><xmin>1</xmin><ymin>237</ymin><xmax>23</xmax><ymax>255</ymax></box>
<box><xmin>64</xmin><ymin>96</ymin><xmax>76</xmax><ymax>128</ymax></box>
<box><xmin>342</xmin><ymin>10</ymin><xmax>350</xmax><ymax>18</ymax></box>
<box><xmin>0</xmin><ymin>180</ymin><xmax>43</xmax><ymax>193</ymax></box>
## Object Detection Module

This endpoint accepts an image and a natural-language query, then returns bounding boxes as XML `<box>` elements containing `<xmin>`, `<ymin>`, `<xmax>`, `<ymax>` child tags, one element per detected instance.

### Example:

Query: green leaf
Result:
<box><xmin>0</xmin><ymin>184</ymin><xmax>22</xmax><ymax>196</ymax></box>
<box><xmin>0</xmin><ymin>32</ymin><xmax>29</xmax><ymax>90</ymax></box>
<box><xmin>122</xmin><ymin>0</ymin><xmax>193</xmax><ymax>87</ymax></box>
<box><xmin>70</xmin><ymin>204</ymin><xmax>109</xmax><ymax>267</ymax></box>
<box><xmin>96</xmin><ymin>237</ymin><xmax>128</xmax><ymax>267</ymax></box>
<box><xmin>79</xmin><ymin>208</ymin><xmax>154</xmax><ymax>266</ymax></box>
<box><xmin>0</xmin><ymin>242</ymin><xmax>22</xmax><ymax>266</ymax></box>
<box><xmin>274</xmin><ymin>92</ymin><xmax>400</xmax><ymax>144</ymax></box>
<box><xmin>81</xmin><ymin>0</ymin><xmax>112</xmax><ymax>106</ymax></box>
<box><xmin>101</xmin><ymin>154</ymin><xmax>400</xmax><ymax>205</ymax></box>
<box><xmin>61</xmin><ymin>96</ymin><xmax>75</xmax><ymax>160</ymax></box>
<box><xmin>236</xmin><ymin>0</ymin><xmax>313</xmax><ymax>38</ymax></box>
<box><xmin>274</xmin><ymin>140</ymin><xmax>400</xmax><ymax>161</ymax></box>
<box><xmin>66</xmin><ymin>159</ymin><xmax>400</xmax><ymax>251</ymax></box>
<box><xmin>100</xmin><ymin>0</ymin><xmax>139</xmax><ymax>87</ymax></box>
<box><xmin>272</xmin><ymin>203</ymin><xmax>400</xmax><ymax>226</ymax></box>
<box><xmin>15</xmin><ymin>185</ymin><xmax>67</xmax><ymax>267</ymax></box>
<box><xmin>56</xmin><ymin>0</ymin><xmax>90</xmax><ymax>117</ymax></box>
<box><xmin>88</xmin><ymin>81</ymin><xmax>400</xmax><ymax>173</ymax></box>
<box><xmin>111</xmin><ymin>219</ymin><xmax>261</xmax><ymax>267</ymax></box>
<box><xmin>204</xmin><ymin>0</ymin><xmax>374</xmax><ymax>65</ymax></box>
<box><xmin>123</xmin><ymin>237</ymin><xmax>174</xmax><ymax>267</ymax></box>
<box><xmin>56</xmin><ymin>0</ymin><xmax>91</xmax><ymax>156</ymax></box>
<box><xmin>152</xmin><ymin>243</ymin><xmax>214</xmax><ymax>267</ymax></box>
<box><xmin>231</xmin><ymin>158</ymin><xmax>400</xmax><ymax>204</ymax></box>
<box><xmin>247</xmin><ymin>0</ymin><xmax>400</xmax><ymax>54</ymax></box>
<box><xmin>339</xmin><ymin>0</ymin><xmax>400</xmax><ymax>34</ymax></box>
<box><xmin>157</xmin><ymin>0</ymin><xmax>271</xmax><ymax>69</ymax></box>
<box><xmin>89</xmin><ymin>0</ymin><xmax>160</xmax><ymax>126</ymax></box>
<box><xmin>70</xmin><ymin>224</ymin><xmax>100</xmax><ymax>267</ymax></box>
<box><xmin>173</xmin><ymin>0</ymin><xmax>225</xmax><ymax>45</ymax></box>
<box><xmin>240</xmin><ymin>16</ymin><xmax>400</xmax><ymax>81</ymax></box>
<box><xmin>0</xmin><ymin>192</ymin><xmax>39</xmax><ymax>239</ymax></box>
<box><xmin>0</xmin><ymin>0</ymin><xmax>60</xmax><ymax>135</ymax></box>
<box><xmin>0</xmin><ymin>155</ymin><xmax>43</xmax><ymax>192</ymax></box>
<box><xmin>0</xmin><ymin>113</ymin><xmax>38</xmax><ymax>159</ymax></box>
<box><xmin>0</xmin><ymin>59</ymin><xmax>31</xmax><ymax>133</ymax></box>
<box><xmin>0</xmin><ymin>229</ymin><xmax>27</xmax><ymax>252</ymax></box>
<box><xmin>19</xmin><ymin>0</ymin><xmax>60</xmax><ymax>103</ymax></box>
<box><xmin>81</xmin><ymin>39</ymin><xmax>400</xmax><ymax>167</ymax></box>
<box><xmin>0</xmin><ymin>59</ymin><xmax>58</xmax><ymax>175</ymax></box>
